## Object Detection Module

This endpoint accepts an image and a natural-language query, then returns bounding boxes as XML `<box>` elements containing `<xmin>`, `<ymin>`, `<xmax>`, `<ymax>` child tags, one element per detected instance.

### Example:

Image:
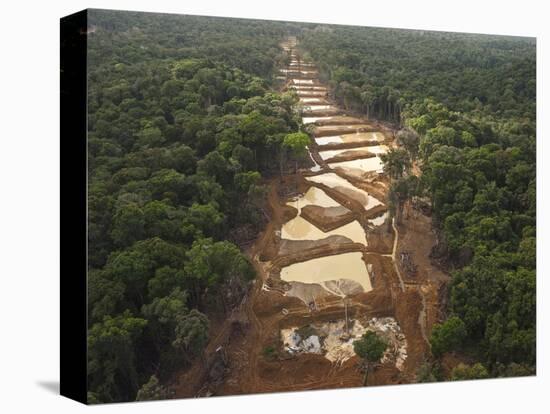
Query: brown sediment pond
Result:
<box><xmin>296</xmin><ymin>90</ymin><xmax>327</xmax><ymax>97</ymax></box>
<box><xmin>292</xmin><ymin>79</ymin><xmax>315</xmax><ymax>85</ymax></box>
<box><xmin>280</xmin><ymin>252</ymin><xmax>373</xmax><ymax>295</ymax></box>
<box><xmin>329</xmin><ymin>156</ymin><xmax>385</xmax><ymax>176</ymax></box>
<box><xmin>285</xmin><ymin>186</ymin><xmax>340</xmax><ymax>210</ymax></box>
<box><xmin>281</xmin><ymin>187</ymin><xmax>367</xmax><ymax>245</ymax></box>
<box><xmin>281</xmin><ymin>216</ymin><xmax>367</xmax><ymax>245</ymax></box>
<box><xmin>291</xmin><ymin>85</ymin><xmax>327</xmax><ymax>91</ymax></box>
<box><xmin>300</xmin><ymin>97</ymin><xmax>327</xmax><ymax>104</ymax></box>
<box><xmin>315</xmin><ymin>132</ymin><xmax>386</xmax><ymax>146</ymax></box>
<box><xmin>302</xmin><ymin>104</ymin><xmax>334</xmax><ymax>111</ymax></box>
<box><xmin>303</xmin><ymin>116</ymin><xmax>334</xmax><ymax>125</ymax></box>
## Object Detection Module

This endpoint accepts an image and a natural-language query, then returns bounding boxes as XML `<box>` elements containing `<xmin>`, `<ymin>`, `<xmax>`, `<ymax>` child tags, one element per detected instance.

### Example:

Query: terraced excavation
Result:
<box><xmin>175</xmin><ymin>36</ymin><xmax>449</xmax><ymax>398</ymax></box>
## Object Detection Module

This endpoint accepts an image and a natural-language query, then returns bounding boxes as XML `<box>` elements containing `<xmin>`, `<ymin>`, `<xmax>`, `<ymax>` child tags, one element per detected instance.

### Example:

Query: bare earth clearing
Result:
<box><xmin>174</xmin><ymin>37</ymin><xmax>450</xmax><ymax>398</ymax></box>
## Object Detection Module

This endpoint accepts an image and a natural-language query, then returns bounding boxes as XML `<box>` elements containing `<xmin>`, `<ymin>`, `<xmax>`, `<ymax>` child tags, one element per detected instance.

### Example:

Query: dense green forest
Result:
<box><xmin>299</xmin><ymin>26</ymin><xmax>536</xmax><ymax>378</ymax></box>
<box><xmin>86</xmin><ymin>10</ymin><xmax>307</xmax><ymax>403</ymax></box>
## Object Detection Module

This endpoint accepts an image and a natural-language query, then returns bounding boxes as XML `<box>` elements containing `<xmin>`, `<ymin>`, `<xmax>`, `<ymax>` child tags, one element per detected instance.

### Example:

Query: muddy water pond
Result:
<box><xmin>302</xmin><ymin>116</ymin><xmax>334</xmax><ymax>125</ymax></box>
<box><xmin>314</xmin><ymin>135</ymin><xmax>345</xmax><ymax>145</ymax></box>
<box><xmin>318</xmin><ymin>146</ymin><xmax>386</xmax><ymax>161</ymax></box>
<box><xmin>306</xmin><ymin>173</ymin><xmax>383</xmax><ymax>209</ymax></box>
<box><xmin>280</xmin><ymin>252</ymin><xmax>372</xmax><ymax>293</ymax></box>
<box><xmin>281</xmin><ymin>217</ymin><xmax>366</xmax><ymax>244</ymax></box>
<box><xmin>292</xmin><ymin>86</ymin><xmax>327</xmax><ymax>91</ymax></box>
<box><xmin>286</xmin><ymin>186</ymin><xmax>340</xmax><ymax>210</ymax></box>
<box><xmin>292</xmin><ymin>79</ymin><xmax>314</xmax><ymax>85</ymax></box>
<box><xmin>300</xmin><ymin>97</ymin><xmax>326</xmax><ymax>103</ymax></box>
<box><xmin>315</xmin><ymin>132</ymin><xmax>385</xmax><ymax>146</ymax></box>
<box><xmin>361</xmin><ymin>145</ymin><xmax>388</xmax><ymax>154</ymax></box>
<box><xmin>281</xmin><ymin>187</ymin><xmax>366</xmax><ymax>243</ymax></box>
<box><xmin>329</xmin><ymin>156</ymin><xmax>385</xmax><ymax>175</ymax></box>
<box><xmin>302</xmin><ymin>104</ymin><xmax>333</xmax><ymax>111</ymax></box>
<box><xmin>353</xmin><ymin>132</ymin><xmax>385</xmax><ymax>142</ymax></box>
<box><xmin>296</xmin><ymin>90</ymin><xmax>326</xmax><ymax>96</ymax></box>
<box><xmin>318</xmin><ymin>148</ymin><xmax>352</xmax><ymax>160</ymax></box>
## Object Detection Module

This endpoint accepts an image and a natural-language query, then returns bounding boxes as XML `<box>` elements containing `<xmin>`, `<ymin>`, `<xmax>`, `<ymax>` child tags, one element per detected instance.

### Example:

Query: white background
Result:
<box><xmin>0</xmin><ymin>0</ymin><xmax>547</xmax><ymax>412</ymax></box>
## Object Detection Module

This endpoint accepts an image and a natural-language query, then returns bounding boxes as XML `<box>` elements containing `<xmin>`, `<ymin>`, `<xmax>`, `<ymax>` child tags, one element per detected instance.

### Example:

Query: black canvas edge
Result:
<box><xmin>60</xmin><ymin>9</ymin><xmax>88</xmax><ymax>405</ymax></box>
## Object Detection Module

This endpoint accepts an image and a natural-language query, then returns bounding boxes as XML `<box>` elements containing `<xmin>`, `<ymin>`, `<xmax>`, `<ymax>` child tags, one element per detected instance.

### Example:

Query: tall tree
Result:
<box><xmin>353</xmin><ymin>331</ymin><xmax>388</xmax><ymax>385</ymax></box>
<box><xmin>380</xmin><ymin>148</ymin><xmax>411</xmax><ymax>179</ymax></box>
<box><xmin>88</xmin><ymin>311</ymin><xmax>148</xmax><ymax>403</ymax></box>
<box><xmin>283</xmin><ymin>131</ymin><xmax>310</xmax><ymax>173</ymax></box>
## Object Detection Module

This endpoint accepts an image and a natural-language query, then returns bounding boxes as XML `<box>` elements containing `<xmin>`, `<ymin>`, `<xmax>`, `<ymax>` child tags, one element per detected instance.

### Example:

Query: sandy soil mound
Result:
<box><xmin>278</xmin><ymin>235</ymin><xmax>354</xmax><ymax>256</ymax></box>
<box><xmin>300</xmin><ymin>204</ymin><xmax>355</xmax><ymax>231</ymax></box>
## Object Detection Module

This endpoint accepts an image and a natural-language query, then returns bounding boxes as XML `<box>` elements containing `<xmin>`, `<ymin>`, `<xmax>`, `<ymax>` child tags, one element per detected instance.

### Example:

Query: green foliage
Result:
<box><xmin>450</xmin><ymin>256</ymin><xmax>536</xmax><ymax>366</ymax></box>
<box><xmin>142</xmin><ymin>287</ymin><xmax>188</xmax><ymax>328</ymax></box>
<box><xmin>283</xmin><ymin>132</ymin><xmax>310</xmax><ymax>159</ymax></box>
<box><xmin>185</xmin><ymin>237</ymin><xmax>254</xmax><ymax>307</ymax></box>
<box><xmin>111</xmin><ymin>203</ymin><xmax>145</xmax><ymax>247</ymax></box>
<box><xmin>137</xmin><ymin>126</ymin><xmax>165</xmax><ymax>148</ymax></box>
<box><xmin>135</xmin><ymin>375</ymin><xmax>171</xmax><ymax>401</ymax></box>
<box><xmin>301</xmin><ymin>28</ymin><xmax>534</xmax><ymax>123</ymax></box>
<box><xmin>416</xmin><ymin>361</ymin><xmax>442</xmax><ymax>383</ymax></box>
<box><xmin>397</xmin><ymin>128</ymin><xmax>420</xmax><ymax>161</ymax></box>
<box><xmin>494</xmin><ymin>362</ymin><xmax>535</xmax><ymax>378</ymax></box>
<box><xmin>88</xmin><ymin>269</ymin><xmax>125</xmax><ymax>324</ymax></box>
<box><xmin>430</xmin><ymin>316</ymin><xmax>467</xmax><ymax>357</ymax></box>
<box><xmin>353</xmin><ymin>331</ymin><xmax>387</xmax><ymax>364</ymax></box>
<box><xmin>450</xmin><ymin>363</ymin><xmax>490</xmax><ymax>381</ymax></box>
<box><xmin>181</xmin><ymin>202</ymin><xmax>226</xmax><ymax>241</ymax></box>
<box><xmin>380</xmin><ymin>148</ymin><xmax>411</xmax><ymax>179</ymax></box>
<box><xmin>353</xmin><ymin>331</ymin><xmax>388</xmax><ymax>386</ymax></box>
<box><xmin>172</xmin><ymin>309</ymin><xmax>210</xmax><ymax>358</ymax></box>
<box><xmin>88</xmin><ymin>311</ymin><xmax>148</xmax><ymax>403</ymax></box>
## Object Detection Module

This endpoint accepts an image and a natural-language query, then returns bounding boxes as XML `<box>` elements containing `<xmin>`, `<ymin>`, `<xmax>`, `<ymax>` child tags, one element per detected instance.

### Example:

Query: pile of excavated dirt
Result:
<box><xmin>322</xmin><ymin>149</ymin><xmax>377</xmax><ymax>164</ymax></box>
<box><xmin>300</xmin><ymin>204</ymin><xmax>355</xmax><ymax>232</ymax></box>
<box><xmin>277</xmin><ymin>235</ymin><xmax>354</xmax><ymax>256</ymax></box>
